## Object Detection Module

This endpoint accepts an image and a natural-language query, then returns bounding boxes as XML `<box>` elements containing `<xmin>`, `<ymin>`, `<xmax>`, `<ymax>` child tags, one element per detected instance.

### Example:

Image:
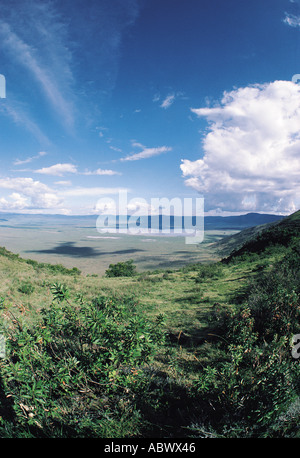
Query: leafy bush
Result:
<box><xmin>194</xmin><ymin>327</ymin><xmax>300</xmax><ymax>437</ymax></box>
<box><xmin>33</xmin><ymin>261</ymin><xmax>81</xmax><ymax>276</ymax></box>
<box><xmin>105</xmin><ymin>260</ymin><xmax>136</xmax><ymax>277</ymax></box>
<box><xmin>246</xmin><ymin>249</ymin><xmax>300</xmax><ymax>341</ymax></box>
<box><xmin>50</xmin><ymin>282</ymin><xmax>70</xmax><ymax>302</ymax></box>
<box><xmin>0</xmin><ymin>286</ymin><xmax>165</xmax><ymax>437</ymax></box>
<box><xmin>195</xmin><ymin>247</ymin><xmax>300</xmax><ymax>437</ymax></box>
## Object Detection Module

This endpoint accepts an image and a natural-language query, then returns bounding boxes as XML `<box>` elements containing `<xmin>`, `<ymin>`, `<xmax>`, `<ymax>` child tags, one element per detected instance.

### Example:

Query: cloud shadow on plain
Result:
<box><xmin>26</xmin><ymin>242</ymin><xmax>145</xmax><ymax>258</ymax></box>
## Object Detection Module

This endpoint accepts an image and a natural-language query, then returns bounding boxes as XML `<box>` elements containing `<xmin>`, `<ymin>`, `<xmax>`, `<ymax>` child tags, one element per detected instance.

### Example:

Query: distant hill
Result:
<box><xmin>217</xmin><ymin>209</ymin><xmax>300</xmax><ymax>262</ymax></box>
<box><xmin>204</xmin><ymin>212</ymin><xmax>284</xmax><ymax>230</ymax></box>
<box><xmin>0</xmin><ymin>211</ymin><xmax>284</xmax><ymax>232</ymax></box>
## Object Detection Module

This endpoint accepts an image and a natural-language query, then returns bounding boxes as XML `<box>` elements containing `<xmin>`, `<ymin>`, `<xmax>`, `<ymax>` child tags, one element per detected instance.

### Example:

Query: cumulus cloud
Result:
<box><xmin>0</xmin><ymin>177</ymin><xmax>62</xmax><ymax>209</ymax></box>
<box><xmin>0</xmin><ymin>192</ymin><xmax>29</xmax><ymax>211</ymax></box>
<box><xmin>35</xmin><ymin>163</ymin><xmax>77</xmax><ymax>176</ymax></box>
<box><xmin>181</xmin><ymin>80</ymin><xmax>300</xmax><ymax>213</ymax></box>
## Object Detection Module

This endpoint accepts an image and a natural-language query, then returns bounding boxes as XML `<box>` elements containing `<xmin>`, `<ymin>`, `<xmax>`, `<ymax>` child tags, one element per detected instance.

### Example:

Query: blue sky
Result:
<box><xmin>0</xmin><ymin>0</ymin><xmax>299</xmax><ymax>215</ymax></box>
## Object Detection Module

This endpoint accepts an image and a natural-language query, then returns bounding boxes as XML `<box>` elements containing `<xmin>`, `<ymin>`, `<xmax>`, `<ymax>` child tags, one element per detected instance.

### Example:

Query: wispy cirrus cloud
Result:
<box><xmin>82</xmin><ymin>168</ymin><xmax>122</xmax><ymax>176</ymax></box>
<box><xmin>283</xmin><ymin>12</ymin><xmax>300</xmax><ymax>27</ymax></box>
<box><xmin>0</xmin><ymin>0</ymin><xmax>141</xmax><ymax>147</ymax></box>
<box><xmin>0</xmin><ymin>100</ymin><xmax>51</xmax><ymax>146</ymax></box>
<box><xmin>0</xmin><ymin>15</ymin><xmax>75</xmax><ymax>129</ymax></box>
<box><xmin>160</xmin><ymin>94</ymin><xmax>176</xmax><ymax>109</ymax></box>
<box><xmin>14</xmin><ymin>151</ymin><xmax>47</xmax><ymax>166</ymax></box>
<box><xmin>0</xmin><ymin>0</ymin><xmax>75</xmax><ymax>132</ymax></box>
<box><xmin>121</xmin><ymin>143</ymin><xmax>172</xmax><ymax>161</ymax></box>
<box><xmin>34</xmin><ymin>162</ymin><xmax>121</xmax><ymax>177</ymax></box>
<box><xmin>153</xmin><ymin>91</ymin><xmax>185</xmax><ymax>109</ymax></box>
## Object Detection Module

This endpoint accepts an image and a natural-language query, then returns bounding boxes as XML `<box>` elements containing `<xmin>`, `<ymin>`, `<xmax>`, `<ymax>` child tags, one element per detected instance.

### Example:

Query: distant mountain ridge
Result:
<box><xmin>0</xmin><ymin>211</ymin><xmax>285</xmax><ymax>232</ymax></box>
<box><xmin>204</xmin><ymin>212</ymin><xmax>284</xmax><ymax>230</ymax></box>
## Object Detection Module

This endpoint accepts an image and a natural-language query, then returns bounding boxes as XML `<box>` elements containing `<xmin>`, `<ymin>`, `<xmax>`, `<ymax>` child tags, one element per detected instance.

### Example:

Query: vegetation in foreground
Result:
<box><xmin>0</xmin><ymin>211</ymin><xmax>299</xmax><ymax>438</ymax></box>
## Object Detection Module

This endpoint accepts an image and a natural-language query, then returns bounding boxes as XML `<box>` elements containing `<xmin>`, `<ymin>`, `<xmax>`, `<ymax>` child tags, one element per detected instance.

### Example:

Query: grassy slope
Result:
<box><xmin>1</xmin><ymin>209</ymin><xmax>298</xmax><ymax>338</ymax></box>
<box><xmin>0</xmin><ymin>209</ymin><xmax>298</xmax><ymax>437</ymax></box>
<box><xmin>0</xmin><ymin>216</ymin><xmax>288</xmax><ymax>372</ymax></box>
<box><xmin>216</xmin><ymin>209</ymin><xmax>300</xmax><ymax>260</ymax></box>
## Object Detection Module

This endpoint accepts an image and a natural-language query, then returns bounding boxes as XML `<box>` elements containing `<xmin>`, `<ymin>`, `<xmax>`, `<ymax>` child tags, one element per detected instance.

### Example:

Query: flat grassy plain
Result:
<box><xmin>0</xmin><ymin>217</ymin><xmax>237</xmax><ymax>275</ymax></box>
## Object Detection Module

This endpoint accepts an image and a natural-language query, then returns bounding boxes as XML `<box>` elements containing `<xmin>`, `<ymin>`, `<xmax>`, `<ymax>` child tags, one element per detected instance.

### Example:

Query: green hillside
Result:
<box><xmin>213</xmin><ymin>220</ymin><xmax>278</xmax><ymax>258</ymax></box>
<box><xmin>220</xmin><ymin>210</ymin><xmax>300</xmax><ymax>262</ymax></box>
<box><xmin>0</xmin><ymin>210</ymin><xmax>299</xmax><ymax>438</ymax></box>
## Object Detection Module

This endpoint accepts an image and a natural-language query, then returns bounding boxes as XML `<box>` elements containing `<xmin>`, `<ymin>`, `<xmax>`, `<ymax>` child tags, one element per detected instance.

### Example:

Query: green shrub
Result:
<box><xmin>0</xmin><ymin>285</ymin><xmax>165</xmax><ymax>437</ymax></box>
<box><xmin>246</xmin><ymin>249</ymin><xmax>300</xmax><ymax>341</ymax></box>
<box><xmin>25</xmin><ymin>258</ymin><xmax>81</xmax><ymax>276</ymax></box>
<box><xmin>105</xmin><ymin>260</ymin><xmax>136</xmax><ymax>277</ymax></box>
<box><xmin>194</xmin><ymin>330</ymin><xmax>300</xmax><ymax>437</ymax></box>
<box><xmin>50</xmin><ymin>282</ymin><xmax>70</xmax><ymax>302</ymax></box>
<box><xmin>196</xmin><ymin>247</ymin><xmax>300</xmax><ymax>437</ymax></box>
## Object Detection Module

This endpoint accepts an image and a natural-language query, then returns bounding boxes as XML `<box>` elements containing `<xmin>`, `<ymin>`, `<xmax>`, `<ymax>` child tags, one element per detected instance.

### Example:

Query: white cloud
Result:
<box><xmin>0</xmin><ymin>176</ymin><xmax>128</xmax><ymax>213</ymax></box>
<box><xmin>0</xmin><ymin>100</ymin><xmax>51</xmax><ymax>145</ymax></box>
<box><xmin>14</xmin><ymin>151</ymin><xmax>47</xmax><ymax>166</ymax></box>
<box><xmin>54</xmin><ymin>180</ymin><xmax>72</xmax><ymax>186</ymax></box>
<box><xmin>35</xmin><ymin>163</ymin><xmax>121</xmax><ymax>177</ymax></box>
<box><xmin>160</xmin><ymin>94</ymin><xmax>176</xmax><ymax>109</ymax></box>
<box><xmin>35</xmin><ymin>163</ymin><xmax>77</xmax><ymax>176</ymax></box>
<box><xmin>157</xmin><ymin>91</ymin><xmax>185</xmax><ymax>109</ymax></box>
<box><xmin>83</xmin><ymin>168</ymin><xmax>121</xmax><ymax>176</ymax></box>
<box><xmin>131</xmin><ymin>141</ymin><xmax>145</xmax><ymax>149</ymax></box>
<box><xmin>181</xmin><ymin>80</ymin><xmax>300</xmax><ymax>214</ymax></box>
<box><xmin>0</xmin><ymin>1</ymin><xmax>75</xmax><ymax>129</ymax></box>
<box><xmin>109</xmin><ymin>146</ymin><xmax>123</xmax><ymax>153</ymax></box>
<box><xmin>121</xmin><ymin>144</ymin><xmax>172</xmax><ymax>161</ymax></box>
<box><xmin>284</xmin><ymin>13</ymin><xmax>300</xmax><ymax>27</ymax></box>
<box><xmin>0</xmin><ymin>177</ymin><xmax>62</xmax><ymax>209</ymax></box>
<box><xmin>0</xmin><ymin>192</ymin><xmax>29</xmax><ymax>211</ymax></box>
